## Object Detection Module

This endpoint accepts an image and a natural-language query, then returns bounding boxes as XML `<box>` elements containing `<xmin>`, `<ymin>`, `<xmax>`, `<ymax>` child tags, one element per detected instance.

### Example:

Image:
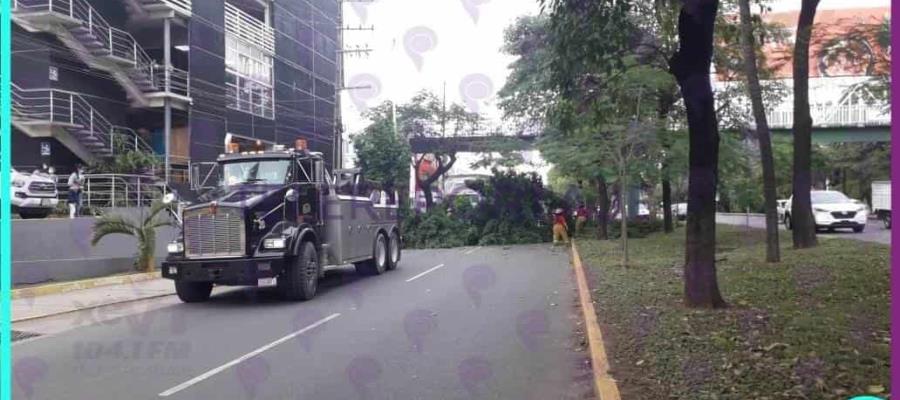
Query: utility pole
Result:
<box><xmin>441</xmin><ymin>80</ymin><xmax>447</xmax><ymax>136</ymax></box>
<box><xmin>163</xmin><ymin>17</ymin><xmax>172</xmax><ymax>185</ymax></box>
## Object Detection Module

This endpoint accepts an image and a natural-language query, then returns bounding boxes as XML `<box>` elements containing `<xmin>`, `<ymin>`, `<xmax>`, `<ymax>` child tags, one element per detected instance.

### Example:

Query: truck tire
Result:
<box><xmin>278</xmin><ymin>241</ymin><xmax>319</xmax><ymax>301</ymax></box>
<box><xmin>175</xmin><ymin>281</ymin><xmax>213</xmax><ymax>303</ymax></box>
<box><xmin>784</xmin><ymin>214</ymin><xmax>792</xmax><ymax>230</ymax></box>
<box><xmin>853</xmin><ymin>225</ymin><xmax>865</xmax><ymax>233</ymax></box>
<box><xmin>883</xmin><ymin>213</ymin><xmax>891</xmax><ymax>229</ymax></box>
<box><xmin>355</xmin><ymin>233</ymin><xmax>388</xmax><ymax>276</ymax></box>
<box><xmin>386</xmin><ymin>230</ymin><xmax>401</xmax><ymax>271</ymax></box>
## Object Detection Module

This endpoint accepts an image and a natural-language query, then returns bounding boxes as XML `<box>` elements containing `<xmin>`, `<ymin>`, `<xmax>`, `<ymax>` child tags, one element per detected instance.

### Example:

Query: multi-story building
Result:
<box><xmin>10</xmin><ymin>0</ymin><xmax>343</xmax><ymax>183</ymax></box>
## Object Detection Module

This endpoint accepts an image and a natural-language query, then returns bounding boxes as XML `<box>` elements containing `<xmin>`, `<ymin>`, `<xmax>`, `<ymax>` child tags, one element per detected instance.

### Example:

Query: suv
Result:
<box><xmin>784</xmin><ymin>190</ymin><xmax>868</xmax><ymax>233</ymax></box>
<box><xmin>11</xmin><ymin>168</ymin><xmax>59</xmax><ymax>219</ymax></box>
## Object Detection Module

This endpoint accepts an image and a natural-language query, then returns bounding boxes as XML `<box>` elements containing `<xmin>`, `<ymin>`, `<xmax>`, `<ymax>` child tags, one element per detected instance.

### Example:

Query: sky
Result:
<box><xmin>339</xmin><ymin>0</ymin><xmax>540</xmax><ymax>139</ymax></box>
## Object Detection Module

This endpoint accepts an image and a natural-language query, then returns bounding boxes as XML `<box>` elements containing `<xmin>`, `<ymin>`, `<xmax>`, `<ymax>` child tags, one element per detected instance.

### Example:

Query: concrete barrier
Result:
<box><xmin>12</xmin><ymin>208</ymin><xmax>177</xmax><ymax>286</ymax></box>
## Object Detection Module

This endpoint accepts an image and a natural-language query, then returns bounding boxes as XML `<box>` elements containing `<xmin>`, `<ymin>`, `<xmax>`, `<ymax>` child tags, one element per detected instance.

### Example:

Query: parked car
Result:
<box><xmin>871</xmin><ymin>181</ymin><xmax>890</xmax><ymax>229</ymax></box>
<box><xmin>11</xmin><ymin>168</ymin><xmax>59</xmax><ymax>219</ymax></box>
<box><xmin>784</xmin><ymin>190</ymin><xmax>868</xmax><ymax>233</ymax></box>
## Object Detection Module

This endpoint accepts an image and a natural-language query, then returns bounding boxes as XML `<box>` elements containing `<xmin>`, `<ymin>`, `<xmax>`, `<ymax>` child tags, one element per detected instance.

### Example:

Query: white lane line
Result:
<box><xmin>405</xmin><ymin>264</ymin><xmax>445</xmax><ymax>283</ymax></box>
<box><xmin>158</xmin><ymin>313</ymin><xmax>341</xmax><ymax>397</ymax></box>
<box><xmin>464</xmin><ymin>246</ymin><xmax>482</xmax><ymax>255</ymax></box>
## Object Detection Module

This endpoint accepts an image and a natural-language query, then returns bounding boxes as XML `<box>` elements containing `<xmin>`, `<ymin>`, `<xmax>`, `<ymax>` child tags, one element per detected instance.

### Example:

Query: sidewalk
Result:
<box><xmin>12</xmin><ymin>277</ymin><xmax>175</xmax><ymax>322</ymax></box>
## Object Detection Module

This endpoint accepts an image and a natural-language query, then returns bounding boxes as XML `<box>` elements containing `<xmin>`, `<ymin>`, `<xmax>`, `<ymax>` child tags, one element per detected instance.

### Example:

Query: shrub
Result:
<box><xmin>608</xmin><ymin>217</ymin><xmax>665</xmax><ymax>239</ymax></box>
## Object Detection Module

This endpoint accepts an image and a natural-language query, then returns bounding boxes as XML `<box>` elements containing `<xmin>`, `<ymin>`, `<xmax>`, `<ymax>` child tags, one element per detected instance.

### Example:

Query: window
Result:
<box><xmin>221</xmin><ymin>159</ymin><xmax>291</xmax><ymax>186</ymax></box>
<box><xmin>225</xmin><ymin>4</ymin><xmax>275</xmax><ymax>119</ymax></box>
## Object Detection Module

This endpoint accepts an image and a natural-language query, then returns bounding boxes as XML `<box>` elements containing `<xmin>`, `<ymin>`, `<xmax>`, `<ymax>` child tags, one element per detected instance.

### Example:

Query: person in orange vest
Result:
<box><xmin>552</xmin><ymin>208</ymin><xmax>569</xmax><ymax>245</ymax></box>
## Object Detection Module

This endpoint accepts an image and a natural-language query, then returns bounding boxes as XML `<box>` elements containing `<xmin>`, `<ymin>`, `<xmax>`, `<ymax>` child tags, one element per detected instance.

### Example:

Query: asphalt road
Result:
<box><xmin>716</xmin><ymin>213</ymin><xmax>891</xmax><ymax>245</ymax></box>
<box><xmin>12</xmin><ymin>246</ymin><xmax>593</xmax><ymax>400</ymax></box>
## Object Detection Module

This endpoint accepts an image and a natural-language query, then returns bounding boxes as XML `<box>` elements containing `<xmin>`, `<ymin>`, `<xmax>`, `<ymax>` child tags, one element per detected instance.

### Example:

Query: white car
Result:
<box><xmin>11</xmin><ymin>168</ymin><xmax>59</xmax><ymax>219</ymax></box>
<box><xmin>784</xmin><ymin>190</ymin><xmax>868</xmax><ymax>233</ymax></box>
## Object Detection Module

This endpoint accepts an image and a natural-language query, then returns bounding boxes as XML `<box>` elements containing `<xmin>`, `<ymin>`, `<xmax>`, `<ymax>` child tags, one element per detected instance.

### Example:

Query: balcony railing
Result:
<box><xmin>767</xmin><ymin>104</ymin><xmax>891</xmax><ymax>129</ymax></box>
<box><xmin>224</xmin><ymin>2</ymin><xmax>274</xmax><ymax>54</ymax></box>
<box><xmin>154</xmin><ymin>65</ymin><xmax>190</xmax><ymax>98</ymax></box>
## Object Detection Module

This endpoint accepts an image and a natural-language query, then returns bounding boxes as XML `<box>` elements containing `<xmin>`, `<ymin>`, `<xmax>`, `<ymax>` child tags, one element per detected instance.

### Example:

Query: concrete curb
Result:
<box><xmin>11</xmin><ymin>271</ymin><xmax>162</xmax><ymax>300</ymax></box>
<box><xmin>570</xmin><ymin>240</ymin><xmax>621</xmax><ymax>400</ymax></box>
<box><xmin>12</xmin><ymin>293</ymin><xmax>174</xmax><ymax>324</ymax></box>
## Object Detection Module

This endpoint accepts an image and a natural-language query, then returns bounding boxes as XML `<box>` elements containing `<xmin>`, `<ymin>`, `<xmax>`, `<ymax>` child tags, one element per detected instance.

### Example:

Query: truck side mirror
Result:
<box><xmin>285</xmin><ymin>189</ymin><xmax>298</xmax><ymax>202</ymax></box>
<box><xmin>163</xmin><ymin>192</ymin><xmax>177</xmax><ymax>205</ymax></box>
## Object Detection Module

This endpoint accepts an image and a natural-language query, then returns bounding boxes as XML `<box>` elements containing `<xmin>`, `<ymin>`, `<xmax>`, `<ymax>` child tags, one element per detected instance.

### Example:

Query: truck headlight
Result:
<box><xmin>12</xmin><ymin>179</ymin><xmax>25</xmax><ymax>188</ymax></box>
<box><xmin>167</xmin><ymin>242</ymin><xmax>184</xmax><ymax>254</ymax></box>
<box><xmin>263</xmin><ymin>237</ymin><xmax>286</xmax><ymax>250</ymax></box>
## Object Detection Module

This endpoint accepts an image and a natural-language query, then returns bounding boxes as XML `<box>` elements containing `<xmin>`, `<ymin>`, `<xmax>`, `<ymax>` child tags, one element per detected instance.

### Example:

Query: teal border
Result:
<box><xmin>1</xmin><ymin>0</ymin><xmax>11</xmax><ymax>398</ymax></box>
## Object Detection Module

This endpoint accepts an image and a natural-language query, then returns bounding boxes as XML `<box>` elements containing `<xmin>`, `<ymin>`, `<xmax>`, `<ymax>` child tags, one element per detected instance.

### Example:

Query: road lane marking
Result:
<box><xmin>464</xmin><ymin>246</ymin><xmax>481</xmax><ymax>255</ymax></box>
<box><xmin>158</xmin><ymin>313</ymin><xmax>341</xmax><ymax>397</ymax></box>
<box><xmin>405</xmin><ymin>264</ymin><xmax>445</xmax><ymax>282</ymax></box>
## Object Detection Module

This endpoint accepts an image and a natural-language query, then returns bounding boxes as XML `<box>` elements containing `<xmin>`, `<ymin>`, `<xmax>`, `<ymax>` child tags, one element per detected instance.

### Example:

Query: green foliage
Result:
<box><xmin>90</xmin><ymin>137</ymin><xmax>160</xmax><ymax>175</ymax></box>
<box><xmin>352</xmin><ymin>102</ymin><xmax>412</xmax><ymax>190</ymax></box>
<box><xmin>402</xmin><ymin>170</ymin><xmax>560</xmax><ymax>248</ymax></box>
<box><xmin>608</xmin><ymin>217</ymin><xmax>664</xmax><ymax>239</ymax></box>
<box><xmin>91</xmin><ymin>201</ymin><xmax>172</xmax><ymax>271</ymax></box>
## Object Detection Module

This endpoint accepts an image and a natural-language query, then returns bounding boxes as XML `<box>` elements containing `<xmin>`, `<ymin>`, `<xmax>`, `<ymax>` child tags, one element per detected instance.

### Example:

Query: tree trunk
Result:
<box><xmin>596</xmin><ymin>176</ymin><xmax>609</xmax><ymax>240</ymax></box>
<box><xmin>669</xmin><ymin>0</ymin><xmax>726</xmax><ymax>308</ymax></box>
<box><xmin>791</xmin><ymin>0</ymin><xmax>820</xmax><ymax>249</ymax></box>
<box><xmin>620</xmin><ymin>171</ymin><xmax>628</xmax><ymax>267</ymax></box>
<box><xmin>739</xmin><ymin>0</ymin><xmax>781</xmax><ymax>263</ymax></box>
<box><xmin>421</xmin><ymin>180</ymin><xmax>434</xmax><ymax>210</ymax></box>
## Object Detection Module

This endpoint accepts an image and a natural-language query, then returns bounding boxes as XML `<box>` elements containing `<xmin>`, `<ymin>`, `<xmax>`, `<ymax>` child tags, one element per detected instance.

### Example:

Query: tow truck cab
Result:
<box><xmin>162</xmin><ymin>143</ymin><xmax>401</xmax><ymax>303</ymax></box>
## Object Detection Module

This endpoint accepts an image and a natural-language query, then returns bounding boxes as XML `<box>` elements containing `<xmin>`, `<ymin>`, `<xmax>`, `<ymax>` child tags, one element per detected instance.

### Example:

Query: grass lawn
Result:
<box><xmin>577</xmin><ymin>224</ymin><xmax>889</xmax><ymax>400</ymax></box>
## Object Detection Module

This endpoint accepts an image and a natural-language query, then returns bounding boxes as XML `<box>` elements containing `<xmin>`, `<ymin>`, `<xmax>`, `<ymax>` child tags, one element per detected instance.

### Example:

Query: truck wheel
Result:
<box><xmin>884</xmin><ymin>213</ymin><xmax>891</xmax><ymax>229</ymax></box>
<box><xmin>853</xmin><ymin>225</ymin><xmax>865</xmax><ymax>233</ymax></box>
<box><xmin>175</xmin><ymin>281</ymin><xmax>213</xmax><ymax>303</ymax></box>
<box><xmin>386</xmin><ymin>230</ymin><xmax>401</xmax><ymax>271</ymax></box>
<box><xmin>784</xmin><ymin>214</ymin><xmax>792</xmax><ymax>230</ymax></box>
<box><xmin>279</xmin><ymin>241</ymin><xmax>319</xmax><ymax>301</ymax></box>
<box><xmin>355</xmin><ymin>233</ymin><xmax>388</xmax><ymax>276</ymax></box>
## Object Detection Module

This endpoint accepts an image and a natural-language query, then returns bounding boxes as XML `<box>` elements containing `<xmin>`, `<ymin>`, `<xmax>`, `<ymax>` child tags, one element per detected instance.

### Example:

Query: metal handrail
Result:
<box><xmin>224</xmin><ymin>2</ymin><xmax>274</xmax><ymax>54</ymax></box>
<box><xmin>74</xmin><ymin>174</ymin><xmax>166</xmax><ymax>209</ymax></box>
<box><xmin>13</xmin><ymin>0</ymin><xmax>157</xmax><ymax>90</ymax></box>
<box><xmin>153</xmin><ymin>65</ymin><xmax>190</xmax><ymax>97</ymax></box>
<box><xmin>111</xmin><ymin>126</ymin><xmax>156</xmax><ymax>155</ymax></box>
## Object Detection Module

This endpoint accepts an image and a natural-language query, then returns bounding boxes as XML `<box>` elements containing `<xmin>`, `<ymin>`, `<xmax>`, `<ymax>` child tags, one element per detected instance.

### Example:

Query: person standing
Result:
<box><xmin>575</xmin><ymin>203</ymin><xmax>589</xmax><ymax>235</ymax></box>
<box><xmin>67</xmin><ymin>164</ymin><xmax>85</xmax><ymax>218</ymax></box>
<box><xmin>552</xmin><ymin>208</ymin><xmax>569</xmax><ymax>245</ymax></box>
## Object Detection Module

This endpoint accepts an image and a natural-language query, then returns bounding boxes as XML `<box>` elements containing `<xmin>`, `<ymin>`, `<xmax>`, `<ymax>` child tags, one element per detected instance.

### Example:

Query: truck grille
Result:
<box><xmin>28</xmin><ymin>181</ymin><xmax>56</xmax><ymax>194</ymax></box>
<box><xmin>831</xmin><ymin>211</ymin><xmax>856</xmax><ymax>219</ymax></box>
<box><xmin>183</xmin><ymin>206</ymin><xmax>246</xmax><ymax>258</ymax></box>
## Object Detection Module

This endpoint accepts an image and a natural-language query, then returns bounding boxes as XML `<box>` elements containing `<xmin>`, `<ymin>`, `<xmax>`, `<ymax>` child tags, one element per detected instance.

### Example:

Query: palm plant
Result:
<box><xmin>92</xmin><ymin>200</ymin><xmax>173</xmax><ymax>272</ymax></box>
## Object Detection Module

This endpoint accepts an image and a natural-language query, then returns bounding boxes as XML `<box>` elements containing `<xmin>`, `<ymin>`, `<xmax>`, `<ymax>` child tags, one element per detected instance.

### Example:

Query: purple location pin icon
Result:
<box><xmin>515</xmin><ymin>309</ymin><xmax>550</xmax><ymax>352</ymax></box>
<box><xmin>457</xmin><ymin>356</ymin><xmax>492</xmax><ymax>397</ymax></box>
<box><xmin>235</xmin><ymin>356</ymin><xmax>270</xmax><ymax>399</ymax></box>
<box><xmin>292</xmin><ymin>308</ymin><xmax>327</xmax><ymax>353</ymax></box>
<box><xmin>403</xmin><ymin>309</ymin><xmax>438</xmax><ymax>353</ymax></box>
<box><xmin>348</xmin><ymin>73</ymin><xmax>382</xmax><ymax>113</ymax></box>
<box><xmin>403</xmin><ymin>26</ymin><xmax>438</xmax><ymax>71</ymax></box>
<box><xmin>346</xmin><ymin>356</ymin><xmax>382</xmax><ymax>400</ymax></box>
<box><xmin>462</xmin><ymin>264</ymin><xmax>496</xmax><ymax>307</ymax></box>
<box><xmin>461</xmin><ymin>0</ymin><xmax>491</xmax><ymax>24</ymax></box>
<box><xmin>459</xmin><ymin>74</ymin><xmax>494</xmax><ymax>113</ymax></box>
<box><xmin>14</xmin><ymin>357</ymin><xmax>49</xmax><ymax>400</ymax></box>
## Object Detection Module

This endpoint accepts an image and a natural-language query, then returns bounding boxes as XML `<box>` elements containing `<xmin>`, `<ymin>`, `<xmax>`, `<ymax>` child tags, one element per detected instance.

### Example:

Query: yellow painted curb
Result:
<box><xmin>11</xmin><ymin>271</ymin><xmax>161</xmax><ymax>300</ymax></box>
<box><xmin>571</xmin><ymin>240</ymin><xmax>621</xmax><ymax>400</ymax></box>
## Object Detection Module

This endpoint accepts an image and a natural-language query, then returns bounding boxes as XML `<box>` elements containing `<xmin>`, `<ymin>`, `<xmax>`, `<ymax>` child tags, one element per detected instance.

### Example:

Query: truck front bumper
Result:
<box><xmin>162</xmin><ymin>256</ymin><xmax>286</xmax><ymax>286</ymax></box>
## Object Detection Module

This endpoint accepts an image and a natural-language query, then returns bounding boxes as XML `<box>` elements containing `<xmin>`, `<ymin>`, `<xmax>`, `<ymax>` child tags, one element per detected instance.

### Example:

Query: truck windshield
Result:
<box><xmin>221</xmin><ymin>159</ymin><xmax>291</xmax><ymax>186</ymax></box>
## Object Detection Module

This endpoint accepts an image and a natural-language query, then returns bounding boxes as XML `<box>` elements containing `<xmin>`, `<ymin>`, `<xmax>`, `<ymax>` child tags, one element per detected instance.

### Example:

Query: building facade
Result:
<box><xmin>10</xmin><ymin>0</ymin><xmax>342</xmax><ymax>181</ymax></box>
